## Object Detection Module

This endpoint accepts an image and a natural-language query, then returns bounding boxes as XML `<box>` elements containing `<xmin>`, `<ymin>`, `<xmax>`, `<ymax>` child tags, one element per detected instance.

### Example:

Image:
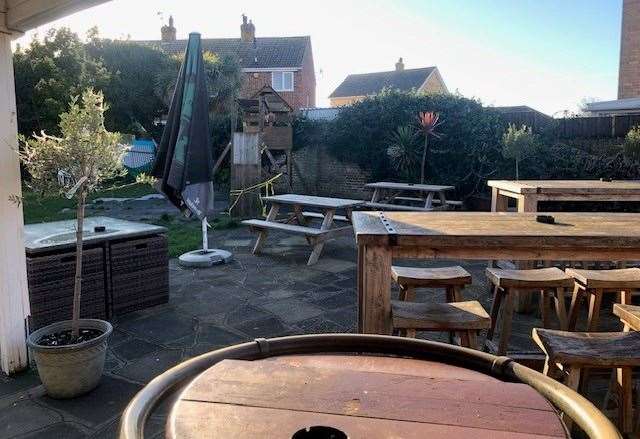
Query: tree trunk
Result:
<box><xmin>515</xmin><ymin>159</ymin><xmax>519</xmax><ymax>180</ymax></box>
<box><xmin>71</xmin><ymin>189</ymin><xmax>87</xmax><ymax>340</ymax></box>
<box><xmin>420</xmin><ymin>136</ymin><xmax>429</xmax><ymax>184</ymax></box>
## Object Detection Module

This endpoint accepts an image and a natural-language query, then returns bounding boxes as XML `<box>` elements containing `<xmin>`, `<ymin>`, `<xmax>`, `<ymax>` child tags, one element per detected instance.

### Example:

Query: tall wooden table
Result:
<box><xmin>366</xmin><ymin>181</ymin><xmax>456</xmax><ymax>210</ymax></box>
<box><xmin>168</xmin><ymin>354</ymin><xmax>567</xmax><ymax>438</ymax></box>
<box><xmin>488</xmin><ymin>180</ymin><xmax>640</xmax><ymax>213</ymax></box>
<box><xmin>353</xmin><ymin>211</ymin><xmax>640</xmax><ymax>335</ymax></box>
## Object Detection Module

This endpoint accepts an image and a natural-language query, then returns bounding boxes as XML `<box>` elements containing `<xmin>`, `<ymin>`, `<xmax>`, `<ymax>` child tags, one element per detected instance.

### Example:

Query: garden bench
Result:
<box><xmin>365</xmin><ymin>181</ymin><xmax>459</xmax><ymax>210</ymax></box>
<box><xmin>364</xmin><ymin>201</ymin><xmax>433</xmax><ymax>212</ymax></box>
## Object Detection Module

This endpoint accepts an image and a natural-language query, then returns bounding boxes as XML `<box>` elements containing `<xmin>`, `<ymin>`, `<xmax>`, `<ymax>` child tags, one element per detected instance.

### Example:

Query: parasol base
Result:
<box><xmin>178</xmin><ymin>249</ymin><xmax>233</xmax><ymax>268</ymax></box>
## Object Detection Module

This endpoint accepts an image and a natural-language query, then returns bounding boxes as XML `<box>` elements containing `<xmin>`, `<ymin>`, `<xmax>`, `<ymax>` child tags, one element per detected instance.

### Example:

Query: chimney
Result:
<box><xmin>241</xmin><ymin>14</ymin><xmax>256</xmax><ymax>42</ymax></box>
<box><xmin>395</xmin><ymin>57</ymin><xmax>405</xmax><ymax>71</ymax></box>
<box><xmin>618</xmin><ymin>0</ymin><xmax>640</xmax><ymax>98</ymax></box>
<box><xmin>161</xmin><ymin>15</ymin><xmax>176</xmax><ymax>42</ymax></box>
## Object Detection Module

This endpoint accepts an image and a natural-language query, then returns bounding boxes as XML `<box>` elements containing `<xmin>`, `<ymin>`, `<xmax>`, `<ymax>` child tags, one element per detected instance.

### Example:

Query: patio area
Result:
<box><xmin>6</xmin><ymin>209</ymin><xmax>634</xmax><ymax>438</ymax></box>
<box><xmin>6</xmin><ymin>217</ymin><xmax>617</xmax><ymax>438</ymax></box>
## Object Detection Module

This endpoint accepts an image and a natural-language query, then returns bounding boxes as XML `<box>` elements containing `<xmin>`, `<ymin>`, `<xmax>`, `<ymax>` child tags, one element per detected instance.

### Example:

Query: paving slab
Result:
<box><xmin>116</xmin><ymin>350</ymin><xmax>184</xmax><ymax>385</ymax></box>
<box><xmin>261</xmin><ymin>298</ymin><xmax>324</xmax><ymax>324</ymax></box>
<box><xmin>38</xmin><ymin>375</ymin><xmax>141</xmax><ymax>428</ymax></box>
<box><xmin>117</xmin><ymin>310</ymin><xmax>196</xmax><ymax>344</ymax></box>
<box><xmin>20</xmin><ymin>422</ymin><xmax>89</xmax><ymax>439</ymax></box>
<box><xmin>0</xmin><ymin>399</ymin><xmax>60</xmax><ymax>438</ymax></box>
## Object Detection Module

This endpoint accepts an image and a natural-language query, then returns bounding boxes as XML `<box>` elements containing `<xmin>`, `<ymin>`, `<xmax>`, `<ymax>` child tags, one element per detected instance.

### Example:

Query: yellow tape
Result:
<box><xmin>228</xmin><ymin>172</ymin><xmax>283</xmax><ymax>216</ymax></box>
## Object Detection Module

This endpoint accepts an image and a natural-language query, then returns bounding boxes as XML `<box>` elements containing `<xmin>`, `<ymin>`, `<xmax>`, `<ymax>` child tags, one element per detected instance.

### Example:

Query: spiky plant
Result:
<box><xmin>387</xmin><ymin>125</ymin><xmax>420</xmax><ymax>180</ymax></box>
<box><xmin>417</xmin><ymin>111</ymin><xmax>443</xmax><ymax>183</ymax></box>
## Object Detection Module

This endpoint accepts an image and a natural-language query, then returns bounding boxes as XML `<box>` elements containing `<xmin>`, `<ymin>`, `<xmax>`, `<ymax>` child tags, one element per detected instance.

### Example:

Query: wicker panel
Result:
<box><xmin>109</xmin><ymin>235</ymin><xmax>169</xmax><ymax>316</ymax></box>
<box><xmin>26</xmin><ymin>247</ymin><xmax>107</xmax><ymax>331</ymax></box>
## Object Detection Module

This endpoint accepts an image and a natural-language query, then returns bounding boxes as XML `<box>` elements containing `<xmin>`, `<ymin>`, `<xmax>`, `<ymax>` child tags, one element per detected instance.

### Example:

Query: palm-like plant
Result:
<box><xmin>387</xmin><ymin>126</ymin><xmax>420</xmax><ymax>180</ymax></box>
<box><xmin>417</xmin><ymin>111</ymin><xmax>443</xmax><ymax>183</ymax></box>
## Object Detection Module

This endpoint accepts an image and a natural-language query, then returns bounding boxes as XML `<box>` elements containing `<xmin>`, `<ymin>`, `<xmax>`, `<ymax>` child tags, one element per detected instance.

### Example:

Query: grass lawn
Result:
<box><xmin>22</xmin><ymin>182</ymin><xmax>237</xmax><ymax>257</ymax></box>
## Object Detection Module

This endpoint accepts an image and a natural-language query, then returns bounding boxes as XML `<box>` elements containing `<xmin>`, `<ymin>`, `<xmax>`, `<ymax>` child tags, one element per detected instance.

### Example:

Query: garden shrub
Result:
<box><xmin>324</xmin><ymin>89</ymin><xmax>508</xmax><ymax>196</ymax></box>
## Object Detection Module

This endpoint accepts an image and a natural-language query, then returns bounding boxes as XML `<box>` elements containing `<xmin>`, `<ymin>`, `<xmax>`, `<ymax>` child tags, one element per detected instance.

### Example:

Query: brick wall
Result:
<box><xmin>274</xmin><ymin>144</ymin><xmax>372</xmax><ymax>199</ymax></box>
<box><xmin>619</xmin><ymin>0</ymin><xmax>640</xmax><ymax>99</ymax></box>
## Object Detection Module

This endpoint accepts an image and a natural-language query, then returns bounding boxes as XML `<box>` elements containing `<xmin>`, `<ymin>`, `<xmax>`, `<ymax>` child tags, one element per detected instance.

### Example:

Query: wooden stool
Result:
<box><xmin>533</xmin><ymin>328</ymin><xmax>640</xmax><ymax>434</ymax></box>
<box><xmin>392</xmin><ymin>266</ymin><xmax>472</xmax><ymax>303</ymax></box>
<box><xmin>485</xmin><ymin>267</ymin><xmax>573</xmax><ymax>355</ymax></box>
<box><xmin>392</xmin><ymin>300</ymin><xmax>491</xmax><ymax>349</ymax></box>
<box><xmin>566</xmin><ymin>268</ymin><xmax>640</xmax><ymax>331</ymax></box>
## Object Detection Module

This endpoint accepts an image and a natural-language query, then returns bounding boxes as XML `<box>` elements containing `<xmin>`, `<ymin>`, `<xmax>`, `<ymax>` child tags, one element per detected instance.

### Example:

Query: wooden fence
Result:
<box><xmin>499</xmin><ymin>110</ymin><xmax>640</xmax><ymax>139</ymax></box>
<box><xmin>555</xmin><ymin>115</ymin><xmax>640</xmax><ymax>139</ymax></box>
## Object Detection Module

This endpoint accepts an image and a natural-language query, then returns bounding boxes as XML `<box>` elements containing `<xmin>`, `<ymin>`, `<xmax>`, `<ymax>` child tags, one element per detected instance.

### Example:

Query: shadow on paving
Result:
<box><xmin>0</xmin><ymin>226</ymin><xmax>630</xmax><ymax>437</ymax></box>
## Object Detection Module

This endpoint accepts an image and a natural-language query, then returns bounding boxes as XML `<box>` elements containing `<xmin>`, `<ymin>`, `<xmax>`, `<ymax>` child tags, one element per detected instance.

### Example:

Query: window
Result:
<box><xmin>272</xmin><ymin>71</ymin><xmax>294</xmax><ymax>92</ymax></box>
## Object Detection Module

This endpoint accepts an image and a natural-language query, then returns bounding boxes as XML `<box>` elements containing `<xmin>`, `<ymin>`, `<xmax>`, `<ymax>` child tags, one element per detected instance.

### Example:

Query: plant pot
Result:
<box><xmin>27</xmin><ymin>319</ymin><xmax>112</xmax><ymax>399</ymax></box>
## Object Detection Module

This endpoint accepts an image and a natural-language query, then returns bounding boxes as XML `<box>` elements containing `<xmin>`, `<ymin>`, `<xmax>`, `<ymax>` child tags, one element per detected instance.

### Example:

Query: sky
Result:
<box><xmin>14</xmin><ymin>0</ymin><xmax>623</xmax><ymax>116</ymax></box>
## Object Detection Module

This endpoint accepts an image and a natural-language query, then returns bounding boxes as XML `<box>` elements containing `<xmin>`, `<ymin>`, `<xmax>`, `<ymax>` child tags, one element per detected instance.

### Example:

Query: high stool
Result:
<box><xmin>392</xmin><ymin>300</ymin><xmax>491</xmax><ymax>349</ymax></box>
<box><xmin>485</xmin><ymin>267</ymin><xmax>573</xmax><ymax>355</ymax></box>
<box><xmin>533</xmin><ymin>328</ymin><xmax>640</xmax><ymax>434</ymax></box>
<box><xmin>566</xmin><ymin>268</ymin><xmax>640</xmax><ymax>331</ymax></box>
<box><xmin>392</xmin><ymin>266</ymin><xmax>472</xmax><ymax>303</ymax></box>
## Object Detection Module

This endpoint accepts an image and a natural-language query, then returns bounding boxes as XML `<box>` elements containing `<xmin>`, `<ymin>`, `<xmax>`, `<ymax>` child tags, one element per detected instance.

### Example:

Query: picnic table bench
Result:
<box><xmin>364</xmin><ymin>181</ymin><xmax>459</xmax><ymax>211</ymax></box>
<box><xmin>242</xmin><ymin>194</ymin><xmax>364</xmax><ymax>265</ymax></box>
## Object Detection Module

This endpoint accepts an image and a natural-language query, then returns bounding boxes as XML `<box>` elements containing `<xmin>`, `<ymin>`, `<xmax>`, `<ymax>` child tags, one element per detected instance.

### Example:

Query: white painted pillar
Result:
<box><xmin>0</xmin><ymin>32</ymin><xmax>30</xmax><ymax>374</ymax></box>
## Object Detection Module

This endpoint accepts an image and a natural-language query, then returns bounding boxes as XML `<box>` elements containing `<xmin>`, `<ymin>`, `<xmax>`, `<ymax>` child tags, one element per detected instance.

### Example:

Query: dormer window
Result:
<box><xmin>272</xmin><ymin>71</ymin><xmax>294</xmax><ymax>92</ymax></box>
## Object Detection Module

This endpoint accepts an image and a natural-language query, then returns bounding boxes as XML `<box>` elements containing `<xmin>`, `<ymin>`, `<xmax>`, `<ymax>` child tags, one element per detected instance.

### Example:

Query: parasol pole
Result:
<box><xmin>202</xmin><ymin>217</ymin><xmax>209</xmax><ymax>252</ymax></box>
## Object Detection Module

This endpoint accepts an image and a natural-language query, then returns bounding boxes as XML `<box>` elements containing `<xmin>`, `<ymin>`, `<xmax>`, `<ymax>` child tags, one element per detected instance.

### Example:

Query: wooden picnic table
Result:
<box><xmin>352</xmin><ymin>211</ymin><xmax>640</xmax><ymax>335</ymax></box>
<box><xmin>242</xmin><ymin>194</ymin><xmax>364</xmax><ymax>265</ymax></box>
<box><xmin>167</xmin><ymin>354</ymin><xmax>567</xmax><ymax>438</ymax></box>
<box><xmin>488</xmin><ymin>180</ymin><xmax>640</xmax><ymax>212</ymax></box>
<box><xmin>365</xmin><ymin>181</ymin><xmax>457</xmax><ymax>211</ymax></box>
<box><xmin>614</xmin><ymin>303</ymin><xmax>640</xmax><ymax>331</ymax></box>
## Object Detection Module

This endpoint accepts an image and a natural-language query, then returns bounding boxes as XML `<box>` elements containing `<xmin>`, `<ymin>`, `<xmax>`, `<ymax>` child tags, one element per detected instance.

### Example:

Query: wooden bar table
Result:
<box><xmin>167</xmin><ymin>354</ymin><xmax>567</xmax><ymax>438</ymax></box>
<box><xmin>352</xmin><ymin>211</ymin><xmax>640</xmax><ymax>335</ymax></box>
<box><xmin>488</xmin><ymin>180</ymin><xmax>640</xmax><ymax>213</ymax></box>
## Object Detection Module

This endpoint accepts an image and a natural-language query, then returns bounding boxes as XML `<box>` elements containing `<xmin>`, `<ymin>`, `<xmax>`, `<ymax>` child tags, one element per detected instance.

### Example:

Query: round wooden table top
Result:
<box><xmin>167</xmin><ymin>354</ymin><xmax>567</xmax><ymax>439</ymax></box>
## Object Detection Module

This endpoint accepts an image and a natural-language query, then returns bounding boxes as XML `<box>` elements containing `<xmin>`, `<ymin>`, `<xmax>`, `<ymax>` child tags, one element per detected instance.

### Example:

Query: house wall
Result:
<box><xmin>619</xmin><ymin>0</ymin><xmax>640</xmax><ymax>99</ymax></box>
<box><xmin>419</xmin><ymin>72</ymin><xmax>447</xmax><ymax>94</ymax></box>
<box><xmin>240</xmin><ymin>42</ymin><xmax>316</xmax><ymax>110</ymax></box>
<box><xmin>329</xmin><ymin>96</ymin><xmax>366</xmax><ymax>107</ymax></box>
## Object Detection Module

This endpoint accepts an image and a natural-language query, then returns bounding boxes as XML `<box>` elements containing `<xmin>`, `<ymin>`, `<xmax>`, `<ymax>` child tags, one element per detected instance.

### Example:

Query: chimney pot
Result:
<box><xmin>241</xmin><ymin>15</ymin><xmax>256</xmax><ymax>42</ymax></box>
<box><xmin>161</xmin><ymin>15</ymin><xmax>176</xmax><ymax>42</ymax></box>
<box><xmin>395</xmin><ymin>57</ymin><xmax>405</xmax><ymax>71</ymax></box>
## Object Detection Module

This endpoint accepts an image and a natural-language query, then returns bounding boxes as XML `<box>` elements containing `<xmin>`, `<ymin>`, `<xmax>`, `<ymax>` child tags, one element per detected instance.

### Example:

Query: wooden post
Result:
<box><xmin>231</xmin><ymin>132</ymin><xmax>261</xmax><ymax>218</ymax></box>
<box><xmin>358</xmin><ymin>245</ymin><xmax>393</xmax><ymax>334</ymax></box>
<box><xmin>0</xmin><ymin>33</ymin><xmax>30</xmax><ymax>374</ymax></box>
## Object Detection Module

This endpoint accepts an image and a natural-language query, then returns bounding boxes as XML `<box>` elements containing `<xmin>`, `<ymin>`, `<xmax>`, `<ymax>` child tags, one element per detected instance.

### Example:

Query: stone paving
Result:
<box><xmin>0</xmin><ymin>219</ymin><xmax>627</xmax><ymax>438</ymax></box>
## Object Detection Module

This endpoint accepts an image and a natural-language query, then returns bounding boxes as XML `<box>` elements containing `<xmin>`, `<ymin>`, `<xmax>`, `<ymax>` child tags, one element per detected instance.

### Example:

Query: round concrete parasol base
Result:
<box><xmin>178</xmin><ymin>249</ymin><xmax>233</xmax><ymax>268</ymax></box>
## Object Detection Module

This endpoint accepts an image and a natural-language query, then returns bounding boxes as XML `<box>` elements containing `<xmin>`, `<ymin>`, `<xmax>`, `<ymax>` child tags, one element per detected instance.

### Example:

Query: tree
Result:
<box><xmin>502</xmin><ymin>124</ymin><xmax>539</xmax><ymax>179</ymax></box>
<box><xmin>21</xmin><ymin>90</ymin><xmax>123</xmax><ymax>339</ymax></box>
<box><xmin>623</xmin><ymin>125</ymin><xmax>640</xmax><ymax>164</ymax></box>
<box><xmin>86</xmin><ymin>32</ymin><xmax>175</xmax><ymax>137</ymax></box>
<box><xmin>13</xmin><ymin>28</ymin><xmax>111</xmax><ymax>136</ymax></box>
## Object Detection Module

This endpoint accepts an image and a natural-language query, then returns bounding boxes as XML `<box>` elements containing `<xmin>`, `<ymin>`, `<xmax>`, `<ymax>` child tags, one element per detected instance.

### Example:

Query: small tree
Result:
<box><xmin>21</xmin><ymin>89</ymin><xmax>123</xmax><ymax>339</ymax></box>
<box><xmin>502</xmin><ymin>124</ymin><xmax>538</xmax><ymax>180</ymax></box>
<box><xmin>417</xmin><ymin>111</ymin><xmax>443</xmax><ymax>183</ymax></box>
<box><xmin>623</xmin><ymin>125</ymin><xmax>640</xmax><ymax>164</ymax></box>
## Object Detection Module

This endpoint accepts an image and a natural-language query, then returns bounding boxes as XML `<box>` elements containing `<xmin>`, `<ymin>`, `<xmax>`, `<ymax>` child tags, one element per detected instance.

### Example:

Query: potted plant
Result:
<box><xmin>20</xmin><ymin>89</ymin><xmax>124</xmax><ymax>398</ymax></box>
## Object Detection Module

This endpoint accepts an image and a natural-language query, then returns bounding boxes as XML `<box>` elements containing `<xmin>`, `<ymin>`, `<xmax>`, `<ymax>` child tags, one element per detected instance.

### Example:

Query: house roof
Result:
<box><xmin>135</xmin><ymin>36</ymin><xmax>310</xmax><ymax>69</ymax></box>
<box><xmin>493</xmin><ymin>105</ymin><xmax>551</xmax><ymax>118</ymax></box>
<box><xmin>584</xmin><ymin>97</ymin><xmax>640</xmax><ymax>113</ymax></box>
<box><xmin>329</xmin><ymin>67</ymin><xmax>437</xmax><ymax>98</ymax></box>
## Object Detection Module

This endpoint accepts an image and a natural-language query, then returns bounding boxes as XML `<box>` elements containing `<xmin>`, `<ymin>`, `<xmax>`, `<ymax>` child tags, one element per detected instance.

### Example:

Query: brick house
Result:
<box><xmin>140</xmin><ymin>15</ymin><xmax>316</xmax><ymax>110</ymax></box>
<box><xmin>329</xmin><ymin>58</ymin><xmax>447</xmax><ymax>107</ymax></box>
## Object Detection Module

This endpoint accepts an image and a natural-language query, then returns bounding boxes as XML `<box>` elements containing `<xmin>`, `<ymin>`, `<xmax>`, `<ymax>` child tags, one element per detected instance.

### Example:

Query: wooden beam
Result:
<box><xmin>0</xmin><ymin>32</ymin><xmax>29</xmax><ymax>374</ymax></box>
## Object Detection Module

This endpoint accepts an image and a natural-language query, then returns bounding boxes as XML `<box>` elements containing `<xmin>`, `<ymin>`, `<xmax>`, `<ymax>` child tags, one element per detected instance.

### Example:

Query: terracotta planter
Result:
<box><xmin>27</xmin><ymin>319</ymin><xmax>112</xmax><ymax>399</ymax></box>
